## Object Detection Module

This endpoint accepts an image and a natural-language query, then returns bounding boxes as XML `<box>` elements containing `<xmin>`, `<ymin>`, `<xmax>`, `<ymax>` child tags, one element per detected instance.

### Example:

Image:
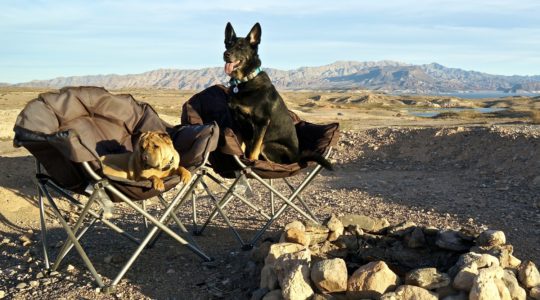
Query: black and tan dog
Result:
<box><xmin>223</xmin><ymin>22</ymin><xmax>332</xmax><ymax>169</ymax></box>
<box><xmin>100</xmin><ymin>131</ymin><xmax>191</xmax><ymax>191</ymax></box>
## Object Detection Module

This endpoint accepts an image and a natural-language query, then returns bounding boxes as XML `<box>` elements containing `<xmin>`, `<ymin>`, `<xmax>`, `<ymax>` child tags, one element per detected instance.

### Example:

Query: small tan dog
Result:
<box><xmin>100</xmin><ymin>131</ymin><xmax>191</xmax><ymax>191</ymax></box>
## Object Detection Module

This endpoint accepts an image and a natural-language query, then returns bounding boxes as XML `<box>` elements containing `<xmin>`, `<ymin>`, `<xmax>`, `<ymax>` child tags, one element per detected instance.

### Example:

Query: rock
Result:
<box><xmin>477</xmin><ymin>230</ymin><xmax>506</xmax><ymax>247</ymax></box>
<box><xmin>387</xmin><ymin>221</ymin><xmax>417</xmax><ymax>237</ymax></box>
<box><xmin>471</xmin><ymin>245</ymin><xmax>513</xmax><ymax>268</ymax></box>
<box><xmin>347</xmin><ymin>261</ymin><xmax>400</xmax><ymax>299</ymax></box>
<box><xmin>325</xmin><ymin>214</ymin><xmax>344</xmax><ymax>233</ymax></box>
<box><xmin>262</xmin><ymin>289</ymin><xmax>283</xmax><ymax>300</ymax></box>
<box><xmin>450</xmin><ymin>252</ymin><xmax>499</xmax><ymax>277</ymax></box>
<box><xmin>66</xmin><ymin>264</ymin><xmax>75</xmax><ymax>272</ymax></box>
<box><xmin>334</xmin><ymin>235</ymin><xmax>358</xmax><ymax>252</ymax></box>
<box><xmin>252</xmin><ymin>241</ymin><xmax>273</xmax><ymax>263</ymax></box>
<box><xmin>311</xmin><ymin>294</ymin><xmax>334</xmax><ymax>300</ymax></box>
<box><xmin>278</xmin><ymin>262</ymin><xmax>313</xmax><ymax>300</ymax></box>
<box><xmin>305</xmin><ymin>222</ymin><xmax>329</xmax><ymax>245</ymax></box>
<box><xmin>16</xmin><ymin>282</ymin><xmax>27</xmax><ymax>290</ymax></box>
<box><xmin>405</xmin><ymin>267</ymin><xmax>451</xmax><ymax>290</ymax></box>
<box><xmin>104</xmin><ymin>255</ymin><xmax>113</xmax><ymax>264</ymax></box>
<box><xmin>0</xmin><ymin>290</ymin><xmax>4</xmax><ymax>299</ymax></box>
<box><xmin>530</xmin><ymin>286</ymin><xmax>540</xmax><ymax>300</ymax></box>
<box><xmin>284</xmin><ymin>228</ymin><xmax>310</xmax><ymax>247</ymax></box>
<box><xmin>442</xmin><ymin>292</ymin><xmax>468</xmax><ymax>300</ymax></box>
<box><xmin>310</xmin><ymin>258</ymin><xmax>348</xmax><ymax>293</ymax></box>
<box><xmin>380</xmin><ymin>285</ymin><xmax>438</xmax><ymax>300</ymax></box>
<box><xmin>273</xmin><ymin>250</ymin><xmax>313</xmax><ymax>300</ymax></box>
<box><xmin>35</xmin><ymin>272</ymin><xmax>44</xmax><ymax>279</ymax></box>
<box><xmin>501</xmin><ymin>270</ymin><xmax>526</xmax><ymax>300</ymax></box>
<box><xmin>453</xmin><ymin>263</ymin><xmax>478</xmax><ymax>291</ymax></box>
<box><xmin>469</xmin><ymin>272</ymin><xmax>501</xmax><ymax>300</ymax></box>
<box><xmin>260</xmin><ymin>265</ymin><xmax>279</xmax><ymax>290</ymax></box>
<box><xmin>406</xmin><ymin>227</ymin><xmax>426</xmax><ymax>248</ymax></box>
<box><xmin>339</xmin><ymin>214</ymin><xmax>390</xmax><ymax>233</ymax></box>
<box><xmin>495</xmin><ymin>278</ymin><xmax>512</xmax><ymax>300</ymax></box>
<box><xmin>251</xmin><ymin>288</ymin><xmax>270</xmax><ymax>300</ymax></box>
<box><xmin>265</xmin><ymin>243</ymin><xmax>306</xmax><ymax>266</ymax></box>
<box><xmin>435</xmin><ymin>230</ymin><xmax>472</xmax><ymax>251</ymax></box>
<box><xmin>327</xmin><ymin>229</ymin><xmax>343</xmax><ymax>242</ymax></box>
<box><xmin>29</xmin><ymin>280</ymin><xmax>39</xmax><ymax>288</ymax></box>
<box><xmin>517</xmin><ymin>260</ymin><xmax>540</xmax><ymax>288</ymax></box>
<box><xmin>507</xmin><ymin>255</ymin><xmax>521</xmax><ymax>268</ymax></box>
<box><xmin>285</xmin><ymin>221</ymin><xmax>305</xmax><ymax>232</ymax></box>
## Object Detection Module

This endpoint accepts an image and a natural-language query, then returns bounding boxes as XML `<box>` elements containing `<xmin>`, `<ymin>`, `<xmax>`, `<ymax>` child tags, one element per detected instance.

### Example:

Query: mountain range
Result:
<box><xmin>10</xmin><ymin>61</ymin><xmax>540</xmax><ymax>93</ymax></box>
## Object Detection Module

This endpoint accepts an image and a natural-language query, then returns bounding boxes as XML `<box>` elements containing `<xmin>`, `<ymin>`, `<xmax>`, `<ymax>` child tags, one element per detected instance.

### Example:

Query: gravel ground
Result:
<box><xmin>0</xmin><ymin>125</ymin><xmax>539</xmax><ymax>299</ymax></box>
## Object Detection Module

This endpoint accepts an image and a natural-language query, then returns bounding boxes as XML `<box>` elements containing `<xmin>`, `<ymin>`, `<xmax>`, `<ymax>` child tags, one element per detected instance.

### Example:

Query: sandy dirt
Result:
<box><xmin>0</xmin><ymin>87</ymin><xmax>538</xmax><ymax>299</ymax></box>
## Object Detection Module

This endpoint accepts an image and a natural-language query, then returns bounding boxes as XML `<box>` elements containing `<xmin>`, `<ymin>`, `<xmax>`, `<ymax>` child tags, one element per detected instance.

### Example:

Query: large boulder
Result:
<box><xmin>469</xmin><ymin>267</ymin><xmax>507</xmax><ymax>300</ymax></box>
<box><xmin>501</xmin><ymin>270</ymin><xmax>526</xmax><ymax>300</ymax></box>
<box><xmin>453</xmin><ymin>263</ymin><xmax>479</xmax><ymax>291</ymax></box>
<box><xmin>347</xmin><ymin>261</ymin><xmax>400</xmax><ymax>299</ymax></box>
<box><xmin>310</xmin><ymin>258</ymin><xmax>347</xmax><ymax>293</ymax></box>
<box><xmin>517</xmin><ymin>260</ymin><xmax>540</xmax><ymax>288</ymax></box>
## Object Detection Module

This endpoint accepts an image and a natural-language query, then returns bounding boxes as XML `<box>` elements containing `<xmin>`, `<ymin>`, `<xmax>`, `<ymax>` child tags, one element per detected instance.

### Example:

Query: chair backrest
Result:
<box><xmin>14</xmin><ymin>86</ymin><xmax>167</xmax><ymax>191</ymax></box>
<box><xmin>181</xmin><ymin>85</ymin><xmax>340</xmax><ymax>178</ymax></box>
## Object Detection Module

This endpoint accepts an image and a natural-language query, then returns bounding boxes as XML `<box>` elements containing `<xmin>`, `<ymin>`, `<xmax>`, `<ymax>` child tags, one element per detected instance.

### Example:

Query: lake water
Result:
<box><xmin>396</xmin><ymin>91</ymin><xmax>538</xmax><ymax>99</ymax></box>
<box><xmin>408</xmin><ymin>107</ymin><xmax>507</xmax><ymax>118</ymax></box>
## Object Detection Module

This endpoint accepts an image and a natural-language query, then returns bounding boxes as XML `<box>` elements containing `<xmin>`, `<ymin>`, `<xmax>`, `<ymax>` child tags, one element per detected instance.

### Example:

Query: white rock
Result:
<box><xmin>285</xmin><ymin>221</ymin><xmax>305</xmax><ymax>232</ymax></box>
<box><xmin>274</xmin><ymin>250</ymin><xmax>313</xmax><ymax>300</ymax></box>
<box><xmin>405</xmin><ymin>267</ymin><xmax>451</xmax><ymax>290</ymax></box>
<box><xmin>477</xmin><ymin>230</ymin><xmax>506</xmax><ymax>247</ymax></box>
<box><xmin>529</xmin><ymin>286</ymin><xmax>540</xmax><ymax>300</ymax></box>
<box><xmin>501</xmin><ymin>270</ymin><xmax>526</xmax><ymax>300</ymax></box>
<box><xmin>262</xmin><ymin>289</ymin><xmax>283</xmax><ymax>300</ymax></box>
<box><xmin>380</xmin><ymin>285</ymin><xmax>438</xmax><ymax>300</ymax></box>
<box><xmin>517</xmin><ymin>261</ymin><xmax>540</xmax><ymax>288</ymax></box>
<box><xmin>347</xmin><ymin>261</ymin><xmax>400</xmax><ymax>299</ymax></box>
<box><xmin>469</xmin><ymin>269</ymin><xmax>506</xmax><ymax>300</ymax></box>
<box><xmin>265</xmin><ymin>243</ymin><xmax>306</xmax><ymax>266</ymax></box>
<box><xmin>310</xmin><ymin>258</ymin><xmax>348</xmax><ymax>293</ymax></box>
<box><xmin>453</xmin><ymin>263</ymin><xmax>478</xmax><ymax>291</ymax></box>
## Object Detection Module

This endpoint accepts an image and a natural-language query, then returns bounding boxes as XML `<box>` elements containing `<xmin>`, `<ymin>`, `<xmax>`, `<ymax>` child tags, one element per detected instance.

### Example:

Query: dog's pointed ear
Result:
<box><xmin>225</xmin><ymin>22</ymin><xmax>236</xmax><ymax>46</ymax></box>
<box><xmin>247</xmin><ymin>23</ymin><xmax>261</xmax><ymax>46</ymax></box>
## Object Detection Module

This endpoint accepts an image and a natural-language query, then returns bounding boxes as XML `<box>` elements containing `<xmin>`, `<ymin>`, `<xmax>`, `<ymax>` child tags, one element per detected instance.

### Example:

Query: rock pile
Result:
<box><xmin>250</xmin><ymin>214</ymin><xmax>540</xmax><ymax>300</ymax></box>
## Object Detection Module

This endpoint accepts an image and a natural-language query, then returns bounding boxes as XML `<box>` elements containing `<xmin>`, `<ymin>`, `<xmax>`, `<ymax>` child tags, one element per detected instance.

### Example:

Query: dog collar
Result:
<box><xmin>161</xmin><ymin>156</ymin><xmax>175</xmax><ymax>171</ymax></box>
<box><xmin>229</xmin><ymin>67</ymin><xmax>262</xmax><ymax>93</ymax></box>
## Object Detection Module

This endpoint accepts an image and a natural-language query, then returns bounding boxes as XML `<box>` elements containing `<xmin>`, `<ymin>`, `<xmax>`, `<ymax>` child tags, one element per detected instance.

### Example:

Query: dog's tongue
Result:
<box><xmin>224</xmin><ymin>61</ymin><xmax>240</xmax><ymax>75</ymax></box>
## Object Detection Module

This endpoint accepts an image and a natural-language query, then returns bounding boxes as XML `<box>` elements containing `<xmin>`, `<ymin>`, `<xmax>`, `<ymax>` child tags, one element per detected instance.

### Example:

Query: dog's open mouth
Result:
<box><xmin>224</xmin><ymin>60</ymin><xmax>241</xmax><ymax>75</ymax></box>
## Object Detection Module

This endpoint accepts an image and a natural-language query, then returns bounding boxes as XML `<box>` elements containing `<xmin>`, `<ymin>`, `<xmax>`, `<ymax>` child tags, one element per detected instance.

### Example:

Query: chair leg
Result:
<box><xmin>108</xmin><ymin>174</ymin><xmax>211</xmax><ymax>288</ymax></box>
<box><xmin>269</xmin><ymin>179</ymin><xmax>275</xmax><ymax>216</ymax></box>
<box><xmin>200</xmin><ymin>180</ymin><xmax>247</xmax><ymax>247</ymax></box>
<box><xmin>38</xmin><ymin>184</ymin><xmax>105</xmax><ymax>288</ymax></box>
<box><xmin>282</xmin><ymin>178</ymin><xmax>318</xmax><ymax>221</ymax></box>
<box><xmin>141</xmin><ymin>200</ymin><xmax>149</xmax><ymax>230</ymax></box>
<box><xmin>52</xmin><ymin>189</ymin><xmax>101</xmax><ymax>271</ymax></box>
<box><xmin>191</xmin><ymin>190</ymin><xmax>198</xmax><ymax>232</ymax></box>
<box><xmin>248</xmin><ymin>165</ymin><xmax>324</xmax><ymax>246</ymax></box>
<box><xmin>38</xmin><ymin>185</ymin><xmax>50</xmax><ymax>270</ymax></box>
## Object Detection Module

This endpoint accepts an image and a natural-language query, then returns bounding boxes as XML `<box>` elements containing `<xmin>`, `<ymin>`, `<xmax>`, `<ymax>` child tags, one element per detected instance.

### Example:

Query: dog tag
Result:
<box><xmin>233</xmin><ymin>86</ymin><xmax>239</xmax><ymax>94</ymax></box>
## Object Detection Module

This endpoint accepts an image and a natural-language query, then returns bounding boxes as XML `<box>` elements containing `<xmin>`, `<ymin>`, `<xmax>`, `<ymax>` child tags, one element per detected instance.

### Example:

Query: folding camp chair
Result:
<box><xmin>13</xmin><ymin>86</ymin><xmax>219</xmax><ymax>291</ymax></box>
<box><xmin>181</xmin><ymin>85</ymin><xmax>339</xmax><ymax>249</ymax></box>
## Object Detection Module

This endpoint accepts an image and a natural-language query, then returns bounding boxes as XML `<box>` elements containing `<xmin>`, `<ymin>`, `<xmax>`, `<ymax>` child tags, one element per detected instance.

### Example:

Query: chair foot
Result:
<box><xmin>103</xmin><ymin>285</ymin><xmax>117</xmax><ymax>294</ymax></box>
<box><xmin>192</xmin><ymin>229</ymin><xmax>203</xmax><ymax>236</ymax></box>
<box><xmin>241</xmin><ymin>244</ymin><xmax>254</xmax><ymax>251</ymax></box>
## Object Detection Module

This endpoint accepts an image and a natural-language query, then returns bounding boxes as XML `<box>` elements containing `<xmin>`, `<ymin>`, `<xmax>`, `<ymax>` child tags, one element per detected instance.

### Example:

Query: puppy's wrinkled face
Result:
<box><xmin>138</xmin><ymin>132</ymin><xmax>175</xmax><ymax>169</ymax></box>
<box><xmin>223</xmin><ymin>22</ymin><xmax>262</xmax><ymax>79</ymax></box>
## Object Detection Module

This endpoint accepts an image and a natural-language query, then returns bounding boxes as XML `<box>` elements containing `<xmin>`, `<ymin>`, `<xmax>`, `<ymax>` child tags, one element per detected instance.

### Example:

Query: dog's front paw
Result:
<box><xmin>178</xmin><ymin>167</ymin><xmax>192</xmax><ymax>184</ymax></box>
<box><xmin>150</xmin><ymin>176</ymin><xmax>165</xmax><ymax>191</ymax></box>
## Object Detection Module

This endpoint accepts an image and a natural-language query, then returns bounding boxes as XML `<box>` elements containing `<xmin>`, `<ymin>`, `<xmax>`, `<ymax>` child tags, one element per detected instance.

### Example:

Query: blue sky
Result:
<box><xmin>1</xmin><ymin>0</ymin><xmax>539</xmax><ymax>83</ymax></box>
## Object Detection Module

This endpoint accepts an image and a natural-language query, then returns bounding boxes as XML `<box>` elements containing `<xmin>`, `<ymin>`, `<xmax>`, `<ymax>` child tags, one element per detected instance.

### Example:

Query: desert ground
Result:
<box><xmin>0</xmin><ymin>87</ymin><xmax>538</xmax><ymax>299</ymax></box>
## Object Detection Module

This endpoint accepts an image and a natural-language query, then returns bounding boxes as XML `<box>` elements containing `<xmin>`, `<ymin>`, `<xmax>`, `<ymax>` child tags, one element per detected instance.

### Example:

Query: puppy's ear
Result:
<box><xmin>247</xmin><ymin>23</ymin><xmax>261</xmax><ymax>46</ymax></box>
<box><xmin>158</xmin><ymin>132</ymin><xmax>172</xmax><ymax>144</ymax></box>
<box><xmin>225</xmin><ymin>22</ymin><xmax>236</xmax><ymax>46</ymax></box>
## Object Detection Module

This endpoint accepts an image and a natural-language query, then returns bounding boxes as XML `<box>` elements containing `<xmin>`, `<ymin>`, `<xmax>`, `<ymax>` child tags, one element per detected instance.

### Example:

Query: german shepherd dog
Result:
<box><xmin>223</xmin><ymin>22</ymin><xmax>332</xmax><ymax>170</ymax></box>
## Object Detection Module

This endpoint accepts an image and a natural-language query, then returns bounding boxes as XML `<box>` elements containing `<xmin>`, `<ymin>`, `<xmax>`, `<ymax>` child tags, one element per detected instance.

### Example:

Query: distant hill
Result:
<box><xmin>14</xmin><ymin>61</ymin><xmax>540</xmax><ymax>93</ymax></box>
<box><xmin>0</xmin><ymin>82</ymin><xmax>11</xmax><ymax>87</ymax></box>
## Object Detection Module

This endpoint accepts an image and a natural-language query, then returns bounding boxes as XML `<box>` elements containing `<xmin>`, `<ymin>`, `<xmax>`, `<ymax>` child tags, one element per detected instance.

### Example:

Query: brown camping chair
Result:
<box><xmin>13</xmin><ymin>86</ymin><xmax>219</xmax><ymax>291</ymax></box>
<box><xmin>181</xmin><ymin>85</ymin><xmax>339</xmax><ymax>249</ymax></box>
